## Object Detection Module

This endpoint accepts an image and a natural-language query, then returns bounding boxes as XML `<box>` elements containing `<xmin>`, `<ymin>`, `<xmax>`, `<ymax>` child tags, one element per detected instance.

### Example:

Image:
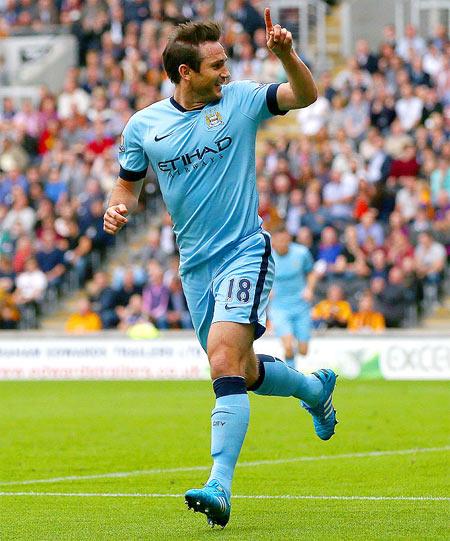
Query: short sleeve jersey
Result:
<box><xmin>271</xmin><ymin>242</ymin><xmax>314</xmax><ymax>309</ymax></box>
<box><xmin>119</xmin><ymin>81</ymin><xmax>286</xmax><ymax>274</ymax></box>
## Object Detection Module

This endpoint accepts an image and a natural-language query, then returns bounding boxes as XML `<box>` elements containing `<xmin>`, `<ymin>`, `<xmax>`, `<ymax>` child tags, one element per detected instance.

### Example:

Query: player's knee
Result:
<box><xmin>208</xmin><ymin>346</ymin><xmax>245</xmax><ymax>379</ymax></box>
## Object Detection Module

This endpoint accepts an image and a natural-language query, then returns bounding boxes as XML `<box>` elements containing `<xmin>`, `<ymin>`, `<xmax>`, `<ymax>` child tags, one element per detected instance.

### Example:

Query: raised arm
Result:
<box><xmin>103</xmin><ymin>177</ymin><xmax>144</xmax><ymax>235</ymax></box>
<box><xmin>264</xmin><ymin>7</ymin><xmax>317</xmax><ymax>110</ymax></box>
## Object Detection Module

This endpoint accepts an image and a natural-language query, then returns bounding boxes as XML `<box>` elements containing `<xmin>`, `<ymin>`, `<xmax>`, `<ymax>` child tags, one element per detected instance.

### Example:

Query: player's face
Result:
<box><xmin>272</xmin><ymin>231</ymin><xmax>290</xmax><ymax>255</ymax></box>
<box><xmin>192</xmin><ymin>42</ymin><xmax>230</xmax><ymax>101</ymax></box>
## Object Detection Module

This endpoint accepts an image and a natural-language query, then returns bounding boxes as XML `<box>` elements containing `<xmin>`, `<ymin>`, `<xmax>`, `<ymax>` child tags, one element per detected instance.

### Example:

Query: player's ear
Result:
<box><xmin>179</xmin><ymin>64</ymin><xmax>191</xmax><ymax>81</ymax></box>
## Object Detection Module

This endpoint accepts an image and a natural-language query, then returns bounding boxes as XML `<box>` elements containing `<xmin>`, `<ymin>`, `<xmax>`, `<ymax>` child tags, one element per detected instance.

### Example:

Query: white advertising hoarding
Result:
<box><xmin>0</xmin><ymin>335</ymin><xmax>448</xmax><ymax>380</ymax></box>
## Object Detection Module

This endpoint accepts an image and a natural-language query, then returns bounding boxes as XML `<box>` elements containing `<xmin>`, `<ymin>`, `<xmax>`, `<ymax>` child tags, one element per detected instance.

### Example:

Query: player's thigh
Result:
<box><xmin>212</xmin><ymin>232</ymin><xmax>274</xmax><ymax>340</ymax></box>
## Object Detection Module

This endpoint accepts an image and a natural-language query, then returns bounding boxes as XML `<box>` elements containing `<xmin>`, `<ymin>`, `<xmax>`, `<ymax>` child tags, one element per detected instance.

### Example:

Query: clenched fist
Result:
<box><xmin>103</xmin><ymin>203</ymin><xmax>129</xmax><ymax>235</ymax></box>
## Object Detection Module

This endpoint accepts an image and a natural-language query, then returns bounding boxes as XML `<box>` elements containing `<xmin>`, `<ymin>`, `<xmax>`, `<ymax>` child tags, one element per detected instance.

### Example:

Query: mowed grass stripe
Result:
<box><xmin>1</xmin><ymin>445</ymin><xmax>448</xmax><ymax>487</ymax></box>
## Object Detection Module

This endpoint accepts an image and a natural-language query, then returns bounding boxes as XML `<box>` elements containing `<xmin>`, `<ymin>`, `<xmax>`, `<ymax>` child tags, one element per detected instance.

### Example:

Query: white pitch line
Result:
<box><xmin>0</xmin><ymin>492</ymin><xmax>448</xmax><ymax>502</ymax></box>
<box><xmin>1</xmin><ymin>445</ymin><xmax>449</xmax><ymax>488</ymax></box>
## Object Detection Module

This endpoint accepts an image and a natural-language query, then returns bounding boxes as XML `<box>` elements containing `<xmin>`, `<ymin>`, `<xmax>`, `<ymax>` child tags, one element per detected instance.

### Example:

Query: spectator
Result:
<box><xmin>117</xmin><ymin>293</ymin><xmax>147</xmax><ymax>330</ymax></box>
<box><xmin>395</xmin><ymin>176</ymin><xmax>421</xmax><ymax>222</ymax></box>
<box><xmin>396</xmin><ymin>24</ymin><xmax>426</xmax><ymax>61</ymax></box>
<box><xmin>414</xmin><ymin>231</ymin><xmax>446</xmax><ymax>298</ymax></box>
<box><xmin>35</xmin><ymin>229</ymin><xmax>66</xmax><ymax>289</ymax></box>
<box><xmin>44</xmin><ymin>167</ymin><xmax>68</xmax><ymax>204</ymax></box>
<box><xmin>317</xmin><ymin>226</ymin><xmax>342</xmax><ymax>267</ymax></box>
<box><xmin>115</xmin><ymin>268</ymin><xmax>143</xmax><ymax>308</ymax></box>
<box><xmin>2</xmin><ymin>188</ymin><xmax>36</xmax><ymax>235</ymax></box>
<box><xmin>312</xmin><ymin>284</ymin><xmax>352</xmax><ymax>329</ymax></box>
<box><xmin>377</xmin><ymin>267</ymin><xmax>411</xmax><ymax>327</ymax></box>
<box><xmin>341</xmin><ymin>225</ymin><xmax>364</xmax><ymax>269</ymax></box>
<box><xmin>430</xmin><ymin>157</ymin><xmax>450</xmax><ymax>204</ymax></box>
<box><xmin>384</xmin><ymin>120</ymin><xmax>413</xmax><ymax>159</ymax></box>
<box><xmin>395</xmin><ymin>84</ymin><xmax>423</xmax><ymax>132</ymax></box>
<box><xmin>142</xmin><ymin>261</ymin><xmax>170</xmax><ymax>329</ymax></box>
<box><xmin>296</xmin><ymin>94</ymin><xmax>330</xmax><ymax>136</ymax></box>
<box><xmin>369</xmin><ymin>249</ymin><xmax>389</xmax><ymax>280</ymax></box>
<box><xmin>348</xmin><ymin>291</ymin><xmax>385</xmax><ymax>333</ymax></box>
<box><xmin>343</xmin><ymin>89</ymin><xmax>369</xmax><ymax>144</ymax></box>
<box><xmin>65</xmin><ymin>296</ymin><xmax>102</xmax><ymax>333</ymax></box>
<box><xmin>166</xmin><ymin>276</ymin><xmax>192</xmax><ymax>329</ymax></box>
<box><xmin>137</xmin><ymin>227</ymin><xmax>169</xmax><ymax>266</ymax></box>
<box><xmin>13</xmin><ymin>256</ymin><xmax>47</xmax><ymax>307</ymax></box>
<box><xmin>389</xmin><ymin>144</ymin><xmax>420</xmax><ymax>180</ymax></box>
<box><xmin>355</xmin><ymin>39</ymin><xmax>379</xmax><ymax>74</ymax></box>
<box><xmin>57</xmin><ymin>76</ymin><xmax>90</xmax><ymax>119</ymax></box>
<box><xmin>88</xmin><ymin>270</ymin><xmax>118</xmax><ymax>329</ymax></box>
<box><xmin>323</xmin><ymin>170</ymin><xmax>355</xmax><ymax>224</ymax></box>
<box><xmin>356</xmin><ymin>208</ymin><xmax>384</xmax><ymax>247</ymax></box>
<box><xmin>12</xmin><ymin>235</ymin><xmax>34</xmax><ymax>274</ymax></box>
<box><xmin>285</xmin><ymin>189</ymin><xmax>304</xmax><ymax>237</ymax></box>
<box><xmin>0</xmin><ymin>286</ymin><xmax>20</xmax><ymax>329</ymax></box>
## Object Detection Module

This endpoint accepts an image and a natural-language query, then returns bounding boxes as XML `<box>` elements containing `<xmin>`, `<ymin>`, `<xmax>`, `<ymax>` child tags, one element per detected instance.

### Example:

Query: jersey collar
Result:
<box><xmin>170</xmin><ymin>96</ymin><xmax>220</xmax><ymax>112</ymax></box>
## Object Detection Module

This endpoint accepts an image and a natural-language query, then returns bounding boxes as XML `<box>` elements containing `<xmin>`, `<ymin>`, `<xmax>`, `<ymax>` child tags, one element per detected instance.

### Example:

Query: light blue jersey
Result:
<box><xmin>271</xmin><ymin>242</ymin><xmax>314</xmax><ymax>310</ymax></box>
<box><xmin>119</xmin><ymin>80</ymin><xmax>285</xmax><ymax>274</ymax></box>
<box><xmin>270</xmin><ymin>242</ymin><xmax>314</xmax><ymax>342</ymax></box>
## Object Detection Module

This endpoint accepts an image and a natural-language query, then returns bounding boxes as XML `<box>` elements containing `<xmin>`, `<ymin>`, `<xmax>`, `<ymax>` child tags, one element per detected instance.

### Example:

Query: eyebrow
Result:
<box><xmin>210</xmin><ymin>57</ymin><xmax>228</xmax><ymax>67</ymax></box>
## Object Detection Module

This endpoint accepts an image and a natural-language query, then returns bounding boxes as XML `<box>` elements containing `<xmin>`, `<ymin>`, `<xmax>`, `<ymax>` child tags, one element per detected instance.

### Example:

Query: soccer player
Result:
<box><xmin>270</xmin><ymin>225</ymin><xmax>317</xmax><ymax>368</ymax></box>
<box><xmin>103</xmin><ymin>9</ymin><xmax>337</xmax><ymax>529</ymax></box>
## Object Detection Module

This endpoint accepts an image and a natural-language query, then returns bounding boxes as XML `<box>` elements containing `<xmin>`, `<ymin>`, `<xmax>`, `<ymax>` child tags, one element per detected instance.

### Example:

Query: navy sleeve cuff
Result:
<box><xmin>266</xmin><ymin>83</ymin><xmax>288</xmax><ymax>116</ymax></box>
<box><xmin>119</xmin><ymin>166</ymin><xmax>147</xmax><ymax>181</ymax></box>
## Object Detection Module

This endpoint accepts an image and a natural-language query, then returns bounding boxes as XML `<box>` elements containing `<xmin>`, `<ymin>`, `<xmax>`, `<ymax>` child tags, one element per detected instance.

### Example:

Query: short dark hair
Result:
<box><xmin>162</xmin><ymin>21</ymin><xmax>222</xmax><ymax>84</ymax></box>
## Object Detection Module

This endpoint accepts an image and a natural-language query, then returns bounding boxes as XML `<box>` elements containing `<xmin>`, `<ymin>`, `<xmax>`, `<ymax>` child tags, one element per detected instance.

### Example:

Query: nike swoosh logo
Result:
<box><xmin>224</xmin><ymin>304</ymin><xmax>237</xmax><ymax>311</ymax></box>
<box><xmin>154</xmin><ymin>131</ymin><xmax>174</xmax><ymax>142</ymax></box>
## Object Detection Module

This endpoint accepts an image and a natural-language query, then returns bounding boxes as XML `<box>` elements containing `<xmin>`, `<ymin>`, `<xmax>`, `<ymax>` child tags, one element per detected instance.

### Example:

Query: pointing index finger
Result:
<box><xmin>264</xmin><ymin>7</ymin><xmax>273</xmax><ymax>33</ymax></box>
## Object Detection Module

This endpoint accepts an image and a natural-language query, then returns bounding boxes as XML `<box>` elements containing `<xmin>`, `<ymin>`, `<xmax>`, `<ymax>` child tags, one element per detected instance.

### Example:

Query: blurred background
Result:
<box><xmin>0</xmin><ymin>0</ymin><xmax>448</xmax><ymax>379</ymax></box>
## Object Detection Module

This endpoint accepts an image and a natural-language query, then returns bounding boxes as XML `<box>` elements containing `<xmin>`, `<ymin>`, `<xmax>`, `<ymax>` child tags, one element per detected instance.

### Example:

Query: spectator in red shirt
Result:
<box><xmin>86</xmin><ymin>119</ymin><xmax>115</xmax><ymax>155</ymax></box>
<box><xmin>389</xmin><ymin>143</ymin><xmax>420</xmax><ymax>179</ymax></box>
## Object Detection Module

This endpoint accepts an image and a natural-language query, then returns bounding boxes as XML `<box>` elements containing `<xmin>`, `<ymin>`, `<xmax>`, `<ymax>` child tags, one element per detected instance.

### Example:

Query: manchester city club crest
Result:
<box><xmin>205</xmin><ymin>110</ymin><xmax>224</xmax><ymax>129</ymax></box>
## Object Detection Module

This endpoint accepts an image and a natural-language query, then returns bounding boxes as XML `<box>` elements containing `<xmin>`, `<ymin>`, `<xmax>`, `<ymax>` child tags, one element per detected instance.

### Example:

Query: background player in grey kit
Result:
<box><xmin>103</xmin><ymin>8</ymin><xmax>337</xmax><ymax>528</ymax></box>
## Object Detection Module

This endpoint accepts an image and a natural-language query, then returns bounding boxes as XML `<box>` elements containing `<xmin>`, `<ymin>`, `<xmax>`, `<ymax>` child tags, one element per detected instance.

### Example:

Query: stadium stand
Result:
<box><xmin>0</xmin><ymin>0</ymin><xmax>448</xmax><ymax>332</ymax></box>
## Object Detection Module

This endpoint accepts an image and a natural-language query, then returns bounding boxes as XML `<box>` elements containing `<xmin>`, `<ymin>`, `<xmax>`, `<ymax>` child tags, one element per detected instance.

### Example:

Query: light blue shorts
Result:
<box><xmin>269</xmin><ymin>302</ymin><xmax>312</xmax><ymax>343</ymax></box>
<box><xmin>181</xmin><ymin>231</ymin><xmax>275</xmax><ymax>352</ymax></box>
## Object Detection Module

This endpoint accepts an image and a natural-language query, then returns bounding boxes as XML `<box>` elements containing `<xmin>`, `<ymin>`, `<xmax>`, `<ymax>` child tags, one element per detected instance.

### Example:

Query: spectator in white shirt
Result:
<box><xmin>395</xmin><ymin>84</ymin><xmax>423</xmax><ymax>132</ymax></box>
<box><xmin>343</xmin><ymin>89</ymin><xmax>370</xmax><ymax>144</ymax></box>
<box><xmin>395</xmin><ymin>176</ymin><xmax>420</xmax><ymax>222</ymax></box>
<box><xmin>323</xmin><ymin>170</ymin><xmax>355</xmax><ymax>221</ymax></box>
<box><xmin>422</xmin><ymin>43</ymin><xmax>445</xmax><ymax>81</ymax></box>
<box><xmin>2</xmin><ymin>187</ymin><xmax>36</xmax><ymax>235</ymax></box>
<box><xmin>57</xmin><ymin>76</ymin><xmax>90</xmax><ymax>120</ymax></box>
<box><xmin>14</xmin><ymin>257</ymin><xmax>48</xmax><ymax>305</ymax></box>
<box><xmin>296</xmin><ymin>95</ymin><xmax>330</xmax><ymax>136</ymax></box>
<box><xmin>415</xmin><ymin>231</ymin><xmax>446</xmax><ymax>285</ymax></box>
<box><xmin>396</xmin><ymin>24</ymin><xmax>426</xmax><ymax>62</ymax></box>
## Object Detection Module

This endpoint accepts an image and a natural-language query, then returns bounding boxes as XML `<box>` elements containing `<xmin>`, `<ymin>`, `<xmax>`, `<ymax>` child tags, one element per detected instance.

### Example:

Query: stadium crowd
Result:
<box><xmin>0</xmin><ymin>1</ymin><xmax>448</xmax><ymax>332</ymax></box>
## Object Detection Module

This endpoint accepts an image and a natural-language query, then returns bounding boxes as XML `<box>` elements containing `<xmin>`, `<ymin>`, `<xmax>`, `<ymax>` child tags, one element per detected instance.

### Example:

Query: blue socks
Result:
<box><xmin>249</xmin><ymin>354</ymin><xmax>322</xmax><ymax>406</ymax></box>
<box><xmin>207</xmin><ymin>376</ymin><xmax>249</xmax><ymax>496</ymax></box>
<box><xmin>206</xmin><ymin>358</ymin><xmax>322</xmax><ymax>495</ymax></box>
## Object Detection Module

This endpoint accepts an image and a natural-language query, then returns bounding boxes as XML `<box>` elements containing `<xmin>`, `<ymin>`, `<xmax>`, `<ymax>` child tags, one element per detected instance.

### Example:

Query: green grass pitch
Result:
<box><xmin>0</xmin><ymin>380</ymin><xmax>449</xmax><ymax>540</ymax></box>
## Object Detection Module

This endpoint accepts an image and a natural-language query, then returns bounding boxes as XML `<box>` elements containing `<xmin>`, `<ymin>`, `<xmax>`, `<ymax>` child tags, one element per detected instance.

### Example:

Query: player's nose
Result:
<box><xmin>221</xmin><ymin>68</ymin><xmax>231</xmax><ymax>82</ymax></box>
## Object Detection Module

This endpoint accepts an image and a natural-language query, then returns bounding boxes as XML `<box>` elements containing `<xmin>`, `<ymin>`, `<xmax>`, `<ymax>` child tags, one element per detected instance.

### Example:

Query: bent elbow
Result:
<box><xmin>301</xmin><ymin>88</ymin><xmax>318</xmax><ymax>108</ymax></box>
